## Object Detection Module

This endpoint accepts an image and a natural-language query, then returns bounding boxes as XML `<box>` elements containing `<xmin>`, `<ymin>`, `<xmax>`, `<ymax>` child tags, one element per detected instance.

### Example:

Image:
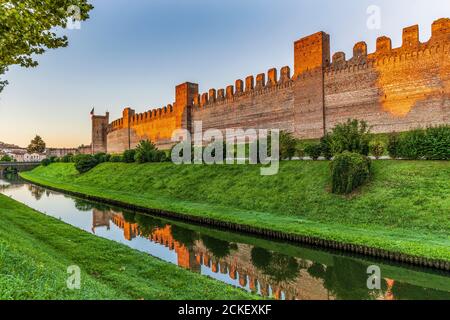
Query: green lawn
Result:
<box><xmin>20</xmin><ymin>161</ymin><xmax>450</xmax><ymax>262</ymax></box>
<box><xmin>0</xmin><ymin>194</ymin><xmax>256</xmax><ymax>300</ymax></box>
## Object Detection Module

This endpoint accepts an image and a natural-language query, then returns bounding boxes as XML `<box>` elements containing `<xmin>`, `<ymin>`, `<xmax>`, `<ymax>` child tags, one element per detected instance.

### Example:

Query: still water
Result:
<box><xmin>0</xmin><ymin>174</ymin><xmax>449</xmax><ymax>300</ymax></box>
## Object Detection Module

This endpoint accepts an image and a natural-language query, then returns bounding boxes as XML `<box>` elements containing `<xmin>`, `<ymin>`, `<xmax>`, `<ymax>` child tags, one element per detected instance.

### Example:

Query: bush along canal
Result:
<box><xmin>1</xmin><ymin>174</ymin><xmax>449</xmax><ymax>300</ymax></box>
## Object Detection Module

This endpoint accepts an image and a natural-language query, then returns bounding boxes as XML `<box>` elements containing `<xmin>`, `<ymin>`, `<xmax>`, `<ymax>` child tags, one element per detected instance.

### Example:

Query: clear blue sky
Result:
<box><xmin>1</xmin><ymin>0</ymin><xmax>449</xmax><ymax>148</ymax></box>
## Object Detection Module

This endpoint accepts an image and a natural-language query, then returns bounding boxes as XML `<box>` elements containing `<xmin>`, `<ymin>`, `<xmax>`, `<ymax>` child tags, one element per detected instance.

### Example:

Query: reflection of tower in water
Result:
<box><xmin>27</xmin><ymin>185</ymin><xmax>45</xmax><ymax>200</ymax></box>
<box><xmin>109</xmin><ymin>213</ymin><xmax>201</xmax><ymax>272</ymax></box>
<box><xmin>92</xmin><ymin>209</ymin><xmax>112</xmax><ymax>234</ymax></box>
<box><xmin>376</xmin><ymin>279</ymin><xmax>395</xmax><ymax>300</ymax></box>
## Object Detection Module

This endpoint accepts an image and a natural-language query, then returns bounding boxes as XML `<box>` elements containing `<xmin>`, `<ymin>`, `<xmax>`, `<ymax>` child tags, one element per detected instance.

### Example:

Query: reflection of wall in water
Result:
<box><xmin>28</xmin><ymin>185</ymin><xmax>45</xmax><ymax>201</ymax></box>
<box><xmin>76</xmin><ymin>209</ymin><xmax>411</xmax><ymax>300</ymax></box>
<box><xmin>107</xmin><ymin>211</ymin><xmax>333</xmax><ymax>300</ymax></box>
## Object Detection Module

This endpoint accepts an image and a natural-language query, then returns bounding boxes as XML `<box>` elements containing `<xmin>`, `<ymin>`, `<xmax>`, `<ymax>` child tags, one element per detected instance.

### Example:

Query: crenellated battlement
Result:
<box><xmin>132</xmin><ymin>104</ymin><xmax>175</xmax><ymax>123</ymax></box>
<box><xmin>326</xmin><ymin>18</ymin><xmax>450</xmax><ymax>76</ymax></box>
<box><xmin>96</xmin><ymin>18</ymin><xmax>449</xmax><ymax>153</ymax></box>
<box><xmin>192</xmin><ymin>66</ymin><xmax>293</xmax><ymax>110</ymax></box>
<box><xmin>108</xmin><ymin>103</ymin><xmax>177</xmax><ymax>133</ymax></box>
<box><xmin>325</xmin><ymin>43</ymin><xmax>450</xmax><ymax>77</ymax></box>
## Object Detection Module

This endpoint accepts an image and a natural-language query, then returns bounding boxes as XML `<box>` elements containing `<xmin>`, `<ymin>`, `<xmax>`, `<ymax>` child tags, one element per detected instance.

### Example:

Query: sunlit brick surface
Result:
<box><xmin>94</xmin><ymin>19</ymin><xmax>450</xmax><ymax>153</ymax></box>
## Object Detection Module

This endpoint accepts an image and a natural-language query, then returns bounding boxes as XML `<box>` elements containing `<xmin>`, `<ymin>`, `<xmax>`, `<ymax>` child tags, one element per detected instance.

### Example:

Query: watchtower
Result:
<box><xmin>91</xmin><ymin>111</ymin><xmax>109</xmax><ymax>154</ymax></box>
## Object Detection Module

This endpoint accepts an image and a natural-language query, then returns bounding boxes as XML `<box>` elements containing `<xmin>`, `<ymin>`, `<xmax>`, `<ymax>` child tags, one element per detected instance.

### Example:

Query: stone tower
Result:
<box><xmin>175</xmin><ymin>82</ymin><xmax>199</xmax><ymax>134</ymax></box>
<box><xmin>91</xmin><ymin>111</ymin><xmax>109</xmax><ymax>154</ymax></box>
<box><xmin>293</xmin><ymin>31</ymin><xmax>330</xmax><ymax>139</ymax></box>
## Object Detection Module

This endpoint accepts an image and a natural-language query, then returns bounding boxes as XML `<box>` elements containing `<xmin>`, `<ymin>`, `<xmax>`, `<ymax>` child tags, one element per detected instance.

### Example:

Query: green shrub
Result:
<box><xmin>393</xmin><ymin>126</ymin><xmax>450</xmax><ymax>160</ymax></box>
<box><xmin>329</xmin><ymin>119</ymin><xmax>371</xmax><ymax>156</ymax></box>
<box><xmin>295</xmin><ymin>146</ymin><xmax>305</xmax><ymax>159</ymax></box>
<box><xmin>134</xmin><ymin>140</ymin><xmax>165</xmax><ymax>163</ymax></box>
<box><xmin>135</xmin><ymin>140</ymin><xmax>156</xmax><ymax>163</ymax></box>
<box><xmin>122</xmin><ymin>149</ymin><xmax>136</xmax><ymax>163</ymax></box>
<box><xmin>73</xmin><ymin>153</ymin><xmax>86</xmax><ymax>164</ymax></box>
<box><xmin>320</xmin><ymin>134</ymin><xmax>333</xmax><ymax>160</ymax></box>
<box><xmin>295</xmin><ymin>140</ymin><xmax>315</xmax><ymax>159</ymax></box>
<box><xmin>74</xmin><ymin>154</ymin><xmax>98</xmax><ymax>174</ymax></box>
<box><xmin>109</xmin><ymin>154</ymin><xmax>123</xmax><ymax>162</ymax></box>
<box><xmin>204</xmin><ymin>140</ymin><xmax>228</xmax><ymax>162</ymax></box>
<box><xmin>171</xmin><ymin>142</ymin><xmax>207</xmax><ymax>163</ymax></box>
<box><xmin>93</xmin><ymin>152</ymin><xmax>110</xmax><ymax>163</ymax></box>
<box><xmin>398</xmin><ymin>129</ymin><xmax>426</xmax><ymax>160</ymax></box>
<box><xmin>422</xmin><ymin>125</ymin><xmax>450</xmax><ymax>160</ymax></box>
<box><xmin>279</xmin><ymin>131</ymin><xmax>297</xmax><ymax>160</ymax></box>
<box><xmin>369</xmin><ymin>140</ymin><xmax>385</xmax><ymax>159</ymax></box>
<box><xmin>154</xmin><ymin>149</ymin><xmax>167</xmax><ymax>162</ymax></box>
<box><xmin>41</xmin><ymin>158</ymin><xmax>52</xmax><ymax>167</ymax></box>
<box><xmin>331</xmin><ymin>151</ymin><xmax>371</xmax><ymax>195</ymax></box>
<box><xmin>60</xmin><ymin>154</ymin><xmax>74</xmax><ymax>163</ymax></box>
<box><xmin>170</xmin><ymin>142</ymin><xmax>190</xmax><ymax>162</ymax></box>
<box><xmin>158</xmin><ymin>151</ymin><xmax>168</xmax><ymax>162</ymax></box>
<box><xmin>304</xmin><ymin>143</ymin><xmax>322</xmax><ymax>160</ymax></box>
<box><xmin>387</xmin><ymin>132</ymin><xmax>401</xmax><ymax>159</ymax></box>
<box><xmin>163</xmin><ymin>150</ymin><xmax>172</xmax><ymax>162</ymax></box>
<box><xmin>49</xmin><ymin>156</ymin><xmax>59</xmax><ymax>163</ymax></box>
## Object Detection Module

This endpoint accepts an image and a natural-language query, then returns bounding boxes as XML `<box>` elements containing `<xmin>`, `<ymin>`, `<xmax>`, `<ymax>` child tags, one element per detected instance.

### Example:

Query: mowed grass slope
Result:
<box><xmin>21</xmin><ymin>161</ymin><xmax>450</xmax><ymax>261</ymax></box>
<box><xmin>0</xmin><ymin>194</ymin><xmax>256</xmax><ymax>300</ymax></box>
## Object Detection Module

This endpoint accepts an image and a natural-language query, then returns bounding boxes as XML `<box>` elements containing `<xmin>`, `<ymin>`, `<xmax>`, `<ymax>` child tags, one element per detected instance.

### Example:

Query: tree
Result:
<box><xmin>251</xmin><ymin>247</ymin><xmax>299</xmax><ymax>283</ymax></box>
<box><xmin>279</xmin><ymin>131</ymin><xmax>297</xmax><ymax>160</ymax></box>
<box><xmin>201</xmin><ymin>235</ymin><xmax>236</xmax><ymax>259</ymax></box>
<box><xmin>27</xmin><ymin>135</ymin><xmax>46</xmax><ymax>154</ymax></box>
<box><xmin>0</xmin><ymin>155</ymin><xmax>13</xmax><ymax>162</ymax></box>
<box><xmin>0</xmin><ymin>0</ymin><xmax>94</xmax><ymax>92</ymax></box>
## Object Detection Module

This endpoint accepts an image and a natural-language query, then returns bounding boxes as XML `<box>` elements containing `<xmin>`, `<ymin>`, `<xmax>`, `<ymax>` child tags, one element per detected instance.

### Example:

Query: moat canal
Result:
<box><xmin>1</xmin><ymin>174</ymin><xmax>449</xmax><ymax>300</ymax></box>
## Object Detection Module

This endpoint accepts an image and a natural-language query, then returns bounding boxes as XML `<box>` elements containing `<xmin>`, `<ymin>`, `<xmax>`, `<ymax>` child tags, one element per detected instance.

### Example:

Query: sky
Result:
<box><xmin>1</xmin><ymin>0</ymin><xmax>449</xmax><ymax>148</ymax></box>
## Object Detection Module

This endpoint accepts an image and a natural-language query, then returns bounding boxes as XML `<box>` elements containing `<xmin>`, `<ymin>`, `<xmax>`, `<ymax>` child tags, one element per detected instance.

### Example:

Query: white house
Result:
<box><xmin>23</xmin><ymin>153</ymin><xmax>47</xmax><ymax>162</ymax></box>
<box><xmin>3</xmin><ymin>149</ymin><xmax>26</xmax><ymax>162</ymax></box>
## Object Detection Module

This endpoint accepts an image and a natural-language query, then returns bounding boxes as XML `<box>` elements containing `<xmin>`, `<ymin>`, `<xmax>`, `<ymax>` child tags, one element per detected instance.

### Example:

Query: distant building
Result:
<box><xmin>2</xmin><ymin>149</ymin><xmax>27</xmax><ymax>162</ymax></box>
<box><xmin>1</xmin><ymin>146</ymin><xmax>50</xmax><ymax>162</ymax></box>
<box><xmin>46</xmin><ymin>148</ymin><xmax>78</xmax><ymax>158</ymax></box>
<box><xmin>77</xmin><ymin>144</ymin><xmax>92</xmax><ymax>155</ymax></box>
<box><xmin>1</xmin><ymin>149</ymin><xmax>46</xmax><ymax>162</ymax></box>
<box><xmin>23</xmin><ymin>153</ymin><xmax>46</xmax><ymax>162</ymax></box>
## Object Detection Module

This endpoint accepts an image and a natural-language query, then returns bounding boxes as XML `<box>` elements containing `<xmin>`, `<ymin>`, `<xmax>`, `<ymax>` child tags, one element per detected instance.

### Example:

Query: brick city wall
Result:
<box><xmin>324</xmin><ymin>19</ymin><xmax>450</xmax><ymax>134</ymax></box>
<box><xmin>93</xmin><ymin>18</ymin><xmax>450</xmax><ymax>153</ymax></box>
<box><xmin>105</xmin><ymin>83</ymin><xmax>196</xmax><ymax>153</ymax></box>
<box><xmin>191</xmin><ymin>67</ymin><xmax>295</xmax><ymax>138</ymax></box>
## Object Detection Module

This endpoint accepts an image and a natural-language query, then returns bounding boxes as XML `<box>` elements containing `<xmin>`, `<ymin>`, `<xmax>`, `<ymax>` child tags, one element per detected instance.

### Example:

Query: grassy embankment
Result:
<box><xmin>0</xmin><ymin>194</ymin><xmax>256</xmax><ymax>300</ymax></box>
<box><xmin>21</xmin><ymin>161</ymin><xmax>450</xmax><ymax>262</ymax></box>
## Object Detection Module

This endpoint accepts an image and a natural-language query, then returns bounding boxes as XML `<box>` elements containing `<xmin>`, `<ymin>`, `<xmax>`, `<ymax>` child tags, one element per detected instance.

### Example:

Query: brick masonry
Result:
<box><xmin>92</xmin><ymin>18</ymin><xmax>450</xmax><ymax>153</ymax></box>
